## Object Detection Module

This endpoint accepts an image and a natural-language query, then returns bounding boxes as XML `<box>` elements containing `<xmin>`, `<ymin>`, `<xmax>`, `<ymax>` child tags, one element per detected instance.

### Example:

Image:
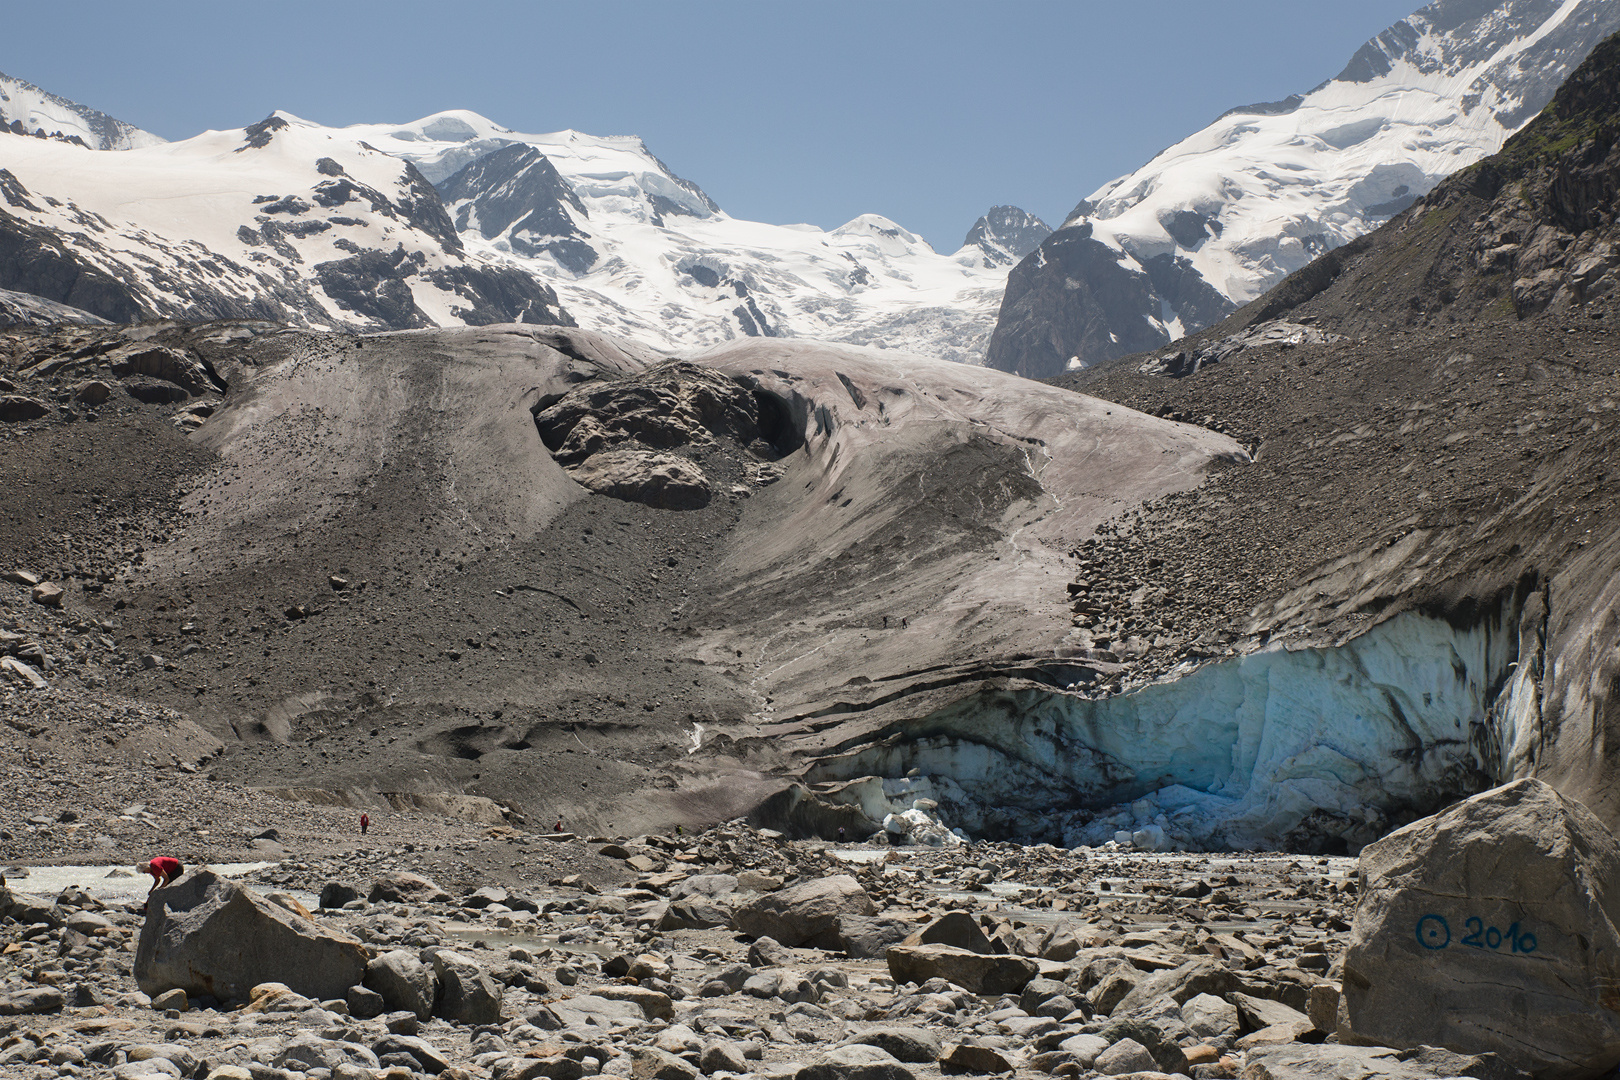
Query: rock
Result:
<box><xmin>464</xmin><ymin>885</ymin><xmax>510</xmax><ymax>908</ymax></box>
<box><xmin>151</xmin><ymin>988</ymin><xmax>188</xmax><ymax>1012</ymax></box>
<box><xmin>110</xmin><ymin>345</ymin><xmax>219</xmax><ymax>395</ymax></box>
<box><xmin>1056</xmin><ymin>1034</ymin><xmax>1110</xmax><ymax>1068</ymax></box>
<box><xmin>0</xmin><ymin>888</ymin><xmax>63</xmax><ymax>925</ymax></box>
<box><xmin>274</xmin><ymin>1034</ymin><xmax>380</xmax><ymax>1072</ymax></box>
<box><xmin>1111</xmin><ymin>959</ymin><xmax>1234</xmax><ymax>1015</ymax></box>
<box><xmin>134</xmin><ymin>870</ymin><xmax>367</xmax><ymax>1003</ymax></box>
<box><xmin>543</xmin><ymin>993</ymin><xmax>648</xmax><ymax>1030</ymax></box>
<box><xmin>1239</xmin><ymin>1042</ymin><xmax>1505</xmax><ymax>1080</ymax></box>
<box><xmin>633</xmin><ymin>1047</ymin><xmax>701</xmax><ymax>1080</ymax></box>
<box><xmin>797</xmin><ymin>1044</ymin><xmax>916</xmax><ymax>1080</ymax></box>
<box><xmin>0</xmin><ymin>656</ymin><xmax>47</xmax><ymax>689</ymax></box>
<box><xmin>571</xmin><ymin>449</ymin><xmax>712</xmax><ymax>510</ymax></box>
<box><xmin>939</xmin><ymin>1043</ymin><xmax>1014</xmax><ymax>1074</ymax></box>
<box><xmin>886</xmin><ymin>944</ymin><xmax>1039</xmax><ymax>995</ymax></box>
<box><xmin>732</xmin><ymin>874</ymin><xmax>877</xmax><ymax>948</ymax></box>
<box><xmin>0</xmin><ymin>986</ymin><xmax>65</xmax><ymax>1014</ymax></box>
<box><xmin>1340</xmin><ymin>778</ymin><xmax>1620</xmax><ymax>1079</ymax></box>
<box><xmin>243</xmin><ymin>981</ymin><xmax>318</xmax><ymax>1013</ymax></box>
<box><xmin>500</xmin><ymin>1056</ymin><xmax>587</xmax><ymax>1080</ymax></box>
<box><xmin>842</xmin><ymin>1027</ymin><xmax>942</xmax><ymax>1064</ymax></box>
<box><xmin>320</xmin><ymin>882</ymin><xmax>361</xmax><ymax>909</ymax></box>
<box><xmin>348</xmin><ymin>984</ymin><xmax>386</xmax><ymax>1019</ymax></box>
<box><xmin>0</xmin><ymin>395</ymin><xmax>48</xmax><ymax>422</ymax></box>
<box><xmin>1305</xmin><ymin>984</ymin><xmax>1339</xmax><ymax>1034</ymax></box>
<box><xmin>658</xmin><ymin>899</ymin><xmax>731</xmax><ymax>930</ymax></box>
<box><xmin>743</xmin><ymin>971</ymin><xmax>782</xmax><ymax>998</ymax></box>
<box><xmin>701</xmin><ymin>1039</ymin><xmax>750</xmax><ymax>1075</ymax></box>
<box><xmin>373</xmin><ymin>1033</ymin><xmax>451</xmax><ymax>1075</ymax></box>
<box><xmin>369</xmin><ymin>871</ymin><xmax>453</xmax><ymax>904</ymax></box>
<box><xmin>1019</xmin><ymin>977</ymin><xmax>1070</xmax><ymax>1014</ymax></box>
<box><xmin>426</xmin><ymin>948</ymin><xmax>503</xmax><ymax>1024</ymax></box>
<box><xmin>672</xmin><ymin>873</ymin><xmax>739</xmax><ymax>899</ymax></box>
<box><xmin>902</xmin><ymin>911</ymin><xmax>995</xmax><ymax>954</ymax></box>
<box><xmin>364</xmin><ymin>950</ymin><xmax>439</xmax><ymax>1020</ymax></box>
<box><xmin>749</xmin><ymin>935</ymin><xmax>796</xmax><ymax>966</ymax></box>
<box><xmin>75</xmin><ymin>380</ymin><xmax>111</xmax><ymax>405</ymax></box>
<box><xmin>737</xmin><ymin>870</ymin><xmax>783</xmax><ymax>892</ymax></box>
<box><xmin>655</xmin><ymin>1024</ymin><xmax>703</xmax><ymax>1055</ymax></box>
<box><xmin>1037</xmin><ymin>924</ymin><xmax>1082</xmax><ymax>962</ymax></box>
<box><xmin>1094</xmin><ymin>1038</ymin><xmax>1156</xmax><ymax>1076</ymax></box>
<box><xmin>29</xmin><ymin>582</ymin><xmax>63</xmax><ymax>607</ymax></box>
<box><xmin>837</xmin><ymin>915</ymin><xmax>914</xmax><ymax>959</ymax></box>
<box><xmin>1230</xmin><ymin>992</ymin><xmax>1311</xmax><ymax>1034</ymax></box>
<box><xmin>1181</xmin><ymin>993</ymin><xmax>1238</xmax><ymax>1039</ymax></box>
<box><xmin>265</xmin><ymin>891</ymin><xmax>314</xmax><ymax>920</ymax></box>
<box><xmin>593</xmin><ymin>984</ymin><xmax>675</xmax><ymax>1020</ymax></box>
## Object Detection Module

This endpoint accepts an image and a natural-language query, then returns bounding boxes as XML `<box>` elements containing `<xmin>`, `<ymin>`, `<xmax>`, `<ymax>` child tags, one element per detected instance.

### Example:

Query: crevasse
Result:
<box><xmin>807</xmin><ymin>598</ymin><xmax>1541</xmax><ymax>853</ymax></box>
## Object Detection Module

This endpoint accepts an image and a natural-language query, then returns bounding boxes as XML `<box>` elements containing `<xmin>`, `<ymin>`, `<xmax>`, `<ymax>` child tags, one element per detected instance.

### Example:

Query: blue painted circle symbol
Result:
<box><xmin>1416</xmin><ymin>914</ymin><xmax>1451</xmax><ymax>950</ymax></box>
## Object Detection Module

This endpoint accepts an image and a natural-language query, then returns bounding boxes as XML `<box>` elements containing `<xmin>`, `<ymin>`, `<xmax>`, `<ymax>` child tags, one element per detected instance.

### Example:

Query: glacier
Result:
<box><xmin>805</xmin><ymin>599</ymin><xmax>1539</xmax><ymax>854</ymax></box>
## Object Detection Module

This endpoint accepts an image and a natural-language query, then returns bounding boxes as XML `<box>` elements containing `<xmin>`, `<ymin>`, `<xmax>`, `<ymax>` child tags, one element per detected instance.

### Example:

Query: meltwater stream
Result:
<box><xmin>807</xmin><ymin>599</ymin><xmax>1540</xmax><ymax>853</ymax></box>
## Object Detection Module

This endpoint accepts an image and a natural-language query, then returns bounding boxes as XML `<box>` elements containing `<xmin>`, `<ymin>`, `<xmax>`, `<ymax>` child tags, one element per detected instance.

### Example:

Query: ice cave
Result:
<box><xmin>806</xmin><ymin>598</ymin><xmax>1539</xmax><ymax>854</ymax></box>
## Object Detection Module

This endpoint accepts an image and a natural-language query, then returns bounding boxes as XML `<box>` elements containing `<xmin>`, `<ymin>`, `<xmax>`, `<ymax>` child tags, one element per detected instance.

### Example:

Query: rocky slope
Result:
<box><xmin>987</xmin><ymin>0</ymin><xmax>1620</xmax><ymax>379</ymax></box>
<box><xmin>0</xmin><ymin>114</ymin><xmax>571</xmax><ymax>329</ymax></box>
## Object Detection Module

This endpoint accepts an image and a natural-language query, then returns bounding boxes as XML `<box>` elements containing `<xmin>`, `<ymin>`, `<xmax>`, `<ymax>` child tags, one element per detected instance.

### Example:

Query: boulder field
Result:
<box><xmin>3</xmin><ymin>781</ymin><xmax>1615</xmax><ymax>1078</ymax></box>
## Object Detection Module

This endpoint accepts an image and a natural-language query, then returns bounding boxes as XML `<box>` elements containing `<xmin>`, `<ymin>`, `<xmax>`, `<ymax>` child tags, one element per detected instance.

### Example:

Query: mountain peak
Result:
<box><xmin>986</xmin><ymin>0</ymin><xmax>1620</xmax><ymax>379</ymax></box>
<box><xmin>960</xmin><ymin>206</ymin><xmax>1052</xmax><ymax>268</ymax></box>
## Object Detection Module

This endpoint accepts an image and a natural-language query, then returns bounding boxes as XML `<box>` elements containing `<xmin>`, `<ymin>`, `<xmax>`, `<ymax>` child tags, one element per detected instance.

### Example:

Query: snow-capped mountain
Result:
<box><xmin>986</xmin><ymin>0</ymin><xmax>1620</xmax><ymax>379</ymax></box>
<box><xmin>961</xmin><ymin>206</ymin><xmax>1051</xmax><ymax>268</ymax></box>
<box><xmin>0</xmin><ymin>113</ymin><xmax>569</xmax><ymax>328</ymax></box>
<box><xmin>329</xmin><ymin>111</ymin><xmax>1023</xmax><ymax>362</ymax></box>
<box><xmin>0</xmin><ymin>70</ymin><xmax>164</xmax><ymax>151</ymax></box>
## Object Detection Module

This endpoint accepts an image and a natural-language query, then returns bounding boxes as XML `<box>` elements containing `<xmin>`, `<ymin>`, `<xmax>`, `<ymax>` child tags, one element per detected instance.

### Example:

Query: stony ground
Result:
<box><xmin>0</xmin><ymin>820</ymin><xmax>1434</xmax><ymax>1080</ymax></box>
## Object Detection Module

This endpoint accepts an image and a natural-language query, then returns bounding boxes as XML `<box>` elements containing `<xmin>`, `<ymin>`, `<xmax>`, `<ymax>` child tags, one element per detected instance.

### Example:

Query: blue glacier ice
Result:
<box><xmin>807</xmin><ymin>600</ymin><xmax>1539</xmax><ymax>853</ymax></box>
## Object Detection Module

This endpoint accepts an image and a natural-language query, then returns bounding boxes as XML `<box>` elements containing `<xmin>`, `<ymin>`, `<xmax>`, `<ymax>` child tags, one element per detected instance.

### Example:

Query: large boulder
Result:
<box><xmin>369</xmin><ymin>871</ymin><xmax>453</xmax><ymax>904</ymax></box>
<box><xmin>838</xmin><ymin>915</ymin><xmax>914</xmax><ymax>959</ymax></box>
<box><xmin>364</xmin><ymin>950</ymin><xmax>438</xmax><ymax>1020</ymax></box>
<box><xmin>732</xmin><ymin>874</ymin><xmax>876</xmax><ymax>948</ymax></box>
<box><xmin>901</xmin><ymin>911</ymin><xmax>995</xmax><ymax>954</ymax></box>
<box><xmin>425</xmin><ymin>948</ymin><xmax>503</xmax><ymax>1024</ymax></box>
<box><xmin>0</xmin><ymin>888</ymin><xmax>63</xmax><ymax>927</ymax></box>
<box><xmin>134</xmin><ymin>870</ymin><xmax>367</xmax><ymax>1003</ymax></box>
<box><xmin>885</xmin><ymin>944</ymin><xmax>1038</xmax><ymax>995</ymax></box>
<box><xmin>1341</xmin><ymin>779</ymin><xmax>1620</xmax><ymax>1080</ymax></box>
<box><xmin>568</xmin><ymin>449</ymin><xmax>711</xmax><ymax>510</ymax></box>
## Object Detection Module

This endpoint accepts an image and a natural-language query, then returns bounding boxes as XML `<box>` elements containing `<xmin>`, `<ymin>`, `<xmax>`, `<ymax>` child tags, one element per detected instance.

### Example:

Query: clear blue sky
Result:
<box><xmin>6</xmin><ymin>0</ymin><xmax>1422</xmax><ymax>250</ymax></box>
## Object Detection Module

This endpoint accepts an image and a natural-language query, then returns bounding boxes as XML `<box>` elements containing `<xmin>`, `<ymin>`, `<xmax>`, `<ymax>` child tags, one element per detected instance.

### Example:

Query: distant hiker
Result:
<box><xmin>837</xmin><ymin>827</ymin><xmax>846</xmax><ymax>843</ymax></box>
<box><xmin>360</xmin><ymin>813</ymin><xmax>370</xmax><ymax>836</ymax></box>
<box><xmin>138</xmin><ymin>856</ymin><xmax>183</xmax><ymax>909</ymax></box>
<box><xmin>555</xmin><ymin>818</ymin><xmax>563</xmax><ymax>833</ymax></box>
<box><xmin>676</xmin><ymin>824</ymin><xmax>684</xmax><ymax>837</ymax></box>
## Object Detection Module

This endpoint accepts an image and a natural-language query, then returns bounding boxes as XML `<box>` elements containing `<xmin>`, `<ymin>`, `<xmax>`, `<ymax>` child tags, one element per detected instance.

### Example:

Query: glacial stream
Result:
<box><xmin>807</xmin><ymin>600</ymin><xmax>1539</xmax><ymax>853</ymax></box>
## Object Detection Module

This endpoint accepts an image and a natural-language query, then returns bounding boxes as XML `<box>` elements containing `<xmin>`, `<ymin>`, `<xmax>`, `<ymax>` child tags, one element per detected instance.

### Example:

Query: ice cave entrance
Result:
<box><xmin>807</xmin><ymin>596</ymin><xmax>1538</xmax><ymax>854</ymax></box>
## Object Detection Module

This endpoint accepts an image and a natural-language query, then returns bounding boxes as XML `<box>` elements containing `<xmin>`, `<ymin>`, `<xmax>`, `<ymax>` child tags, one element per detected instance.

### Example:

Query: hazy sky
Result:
<box><xmin>5</xmin><ymin>0</ymin><xmax>1423</xmax><ymax>250</ymax></box>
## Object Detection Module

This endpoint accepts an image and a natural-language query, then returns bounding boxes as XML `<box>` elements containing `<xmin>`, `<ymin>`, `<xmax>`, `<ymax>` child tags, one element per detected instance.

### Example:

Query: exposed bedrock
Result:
<box><xmin>799</xmin><ymin>597</ymin><xmax>1540</xmax><ymax>854</ymax></box>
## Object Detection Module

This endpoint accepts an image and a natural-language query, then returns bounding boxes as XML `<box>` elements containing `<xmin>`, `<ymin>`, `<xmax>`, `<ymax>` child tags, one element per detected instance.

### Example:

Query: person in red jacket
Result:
<box><xmin>137</xmin><ymin>856</ymin><xmax>183</xmax><ymax>906</ymax></box>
